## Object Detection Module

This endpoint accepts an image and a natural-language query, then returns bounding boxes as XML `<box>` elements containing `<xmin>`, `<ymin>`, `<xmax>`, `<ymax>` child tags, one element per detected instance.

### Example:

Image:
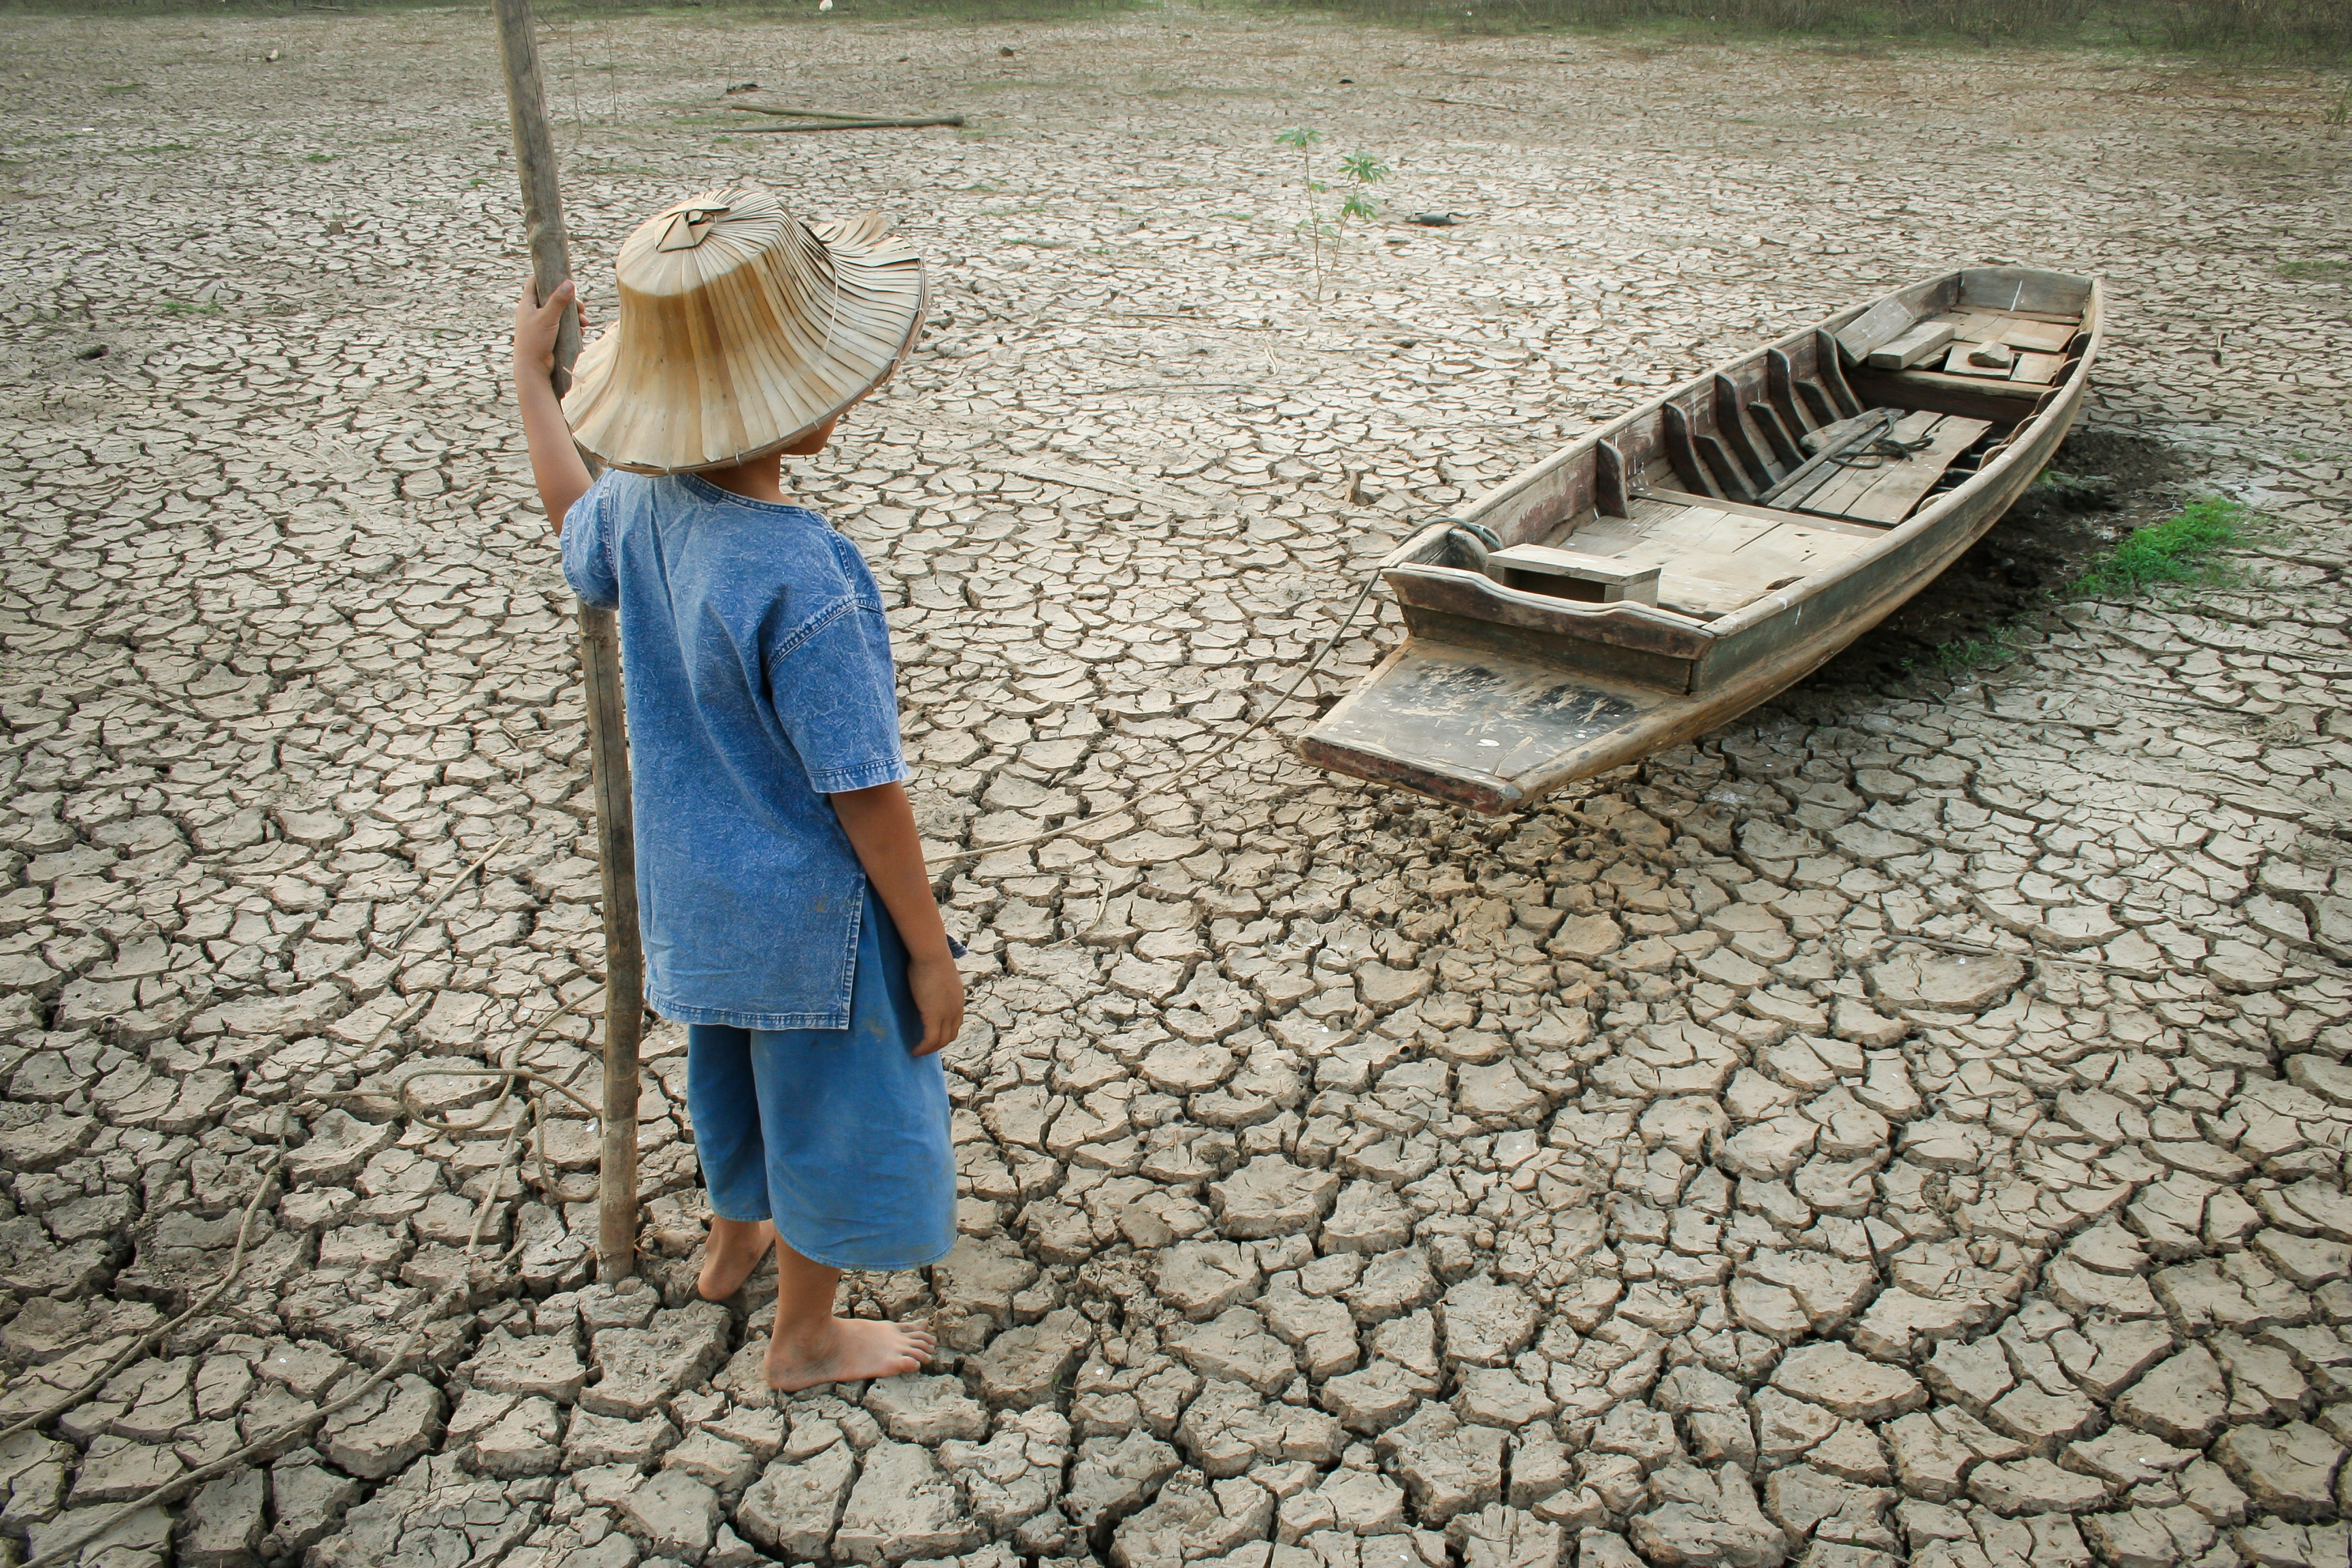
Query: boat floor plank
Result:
<box><xmin>2010</xmin><ymin>352</ymin><xmax>2065</xmax><ymax>387</ymax></box>
<box><xmin>1550</xmin><ymin>495</ymin><xmax>1881</xmax><ymax>616</ymax></box>
<box><xmin>1813</xmin><ymin>414</ymin><xmax>1992</xmax><ymax>525</ymax></box>
<box><xmin>1654</xmin><ymin>574</ymin><xmax>1753</xmax><ymax>621</ymax></box>
<box><xmin>1776</xmin><ymin>410</ymin><xmax>1943</xmax><ymax>514</ymax></box>
<box><xmin>1633</xmin><ymin>488</ymin><xmax>1890</xmax><ymax>537</ymax></box>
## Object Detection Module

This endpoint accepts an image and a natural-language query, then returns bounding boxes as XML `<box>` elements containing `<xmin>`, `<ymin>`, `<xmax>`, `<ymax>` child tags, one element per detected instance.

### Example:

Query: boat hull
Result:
<box><xmin>1300</xmin><ymin>267</ymin><xmax>2101</xmax><ymax>813</ymax></box>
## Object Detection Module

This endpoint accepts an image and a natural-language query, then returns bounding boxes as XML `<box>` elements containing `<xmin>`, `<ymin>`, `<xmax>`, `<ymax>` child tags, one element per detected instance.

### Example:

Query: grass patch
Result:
<box><xmin>1249</xmin><ymin>0</ymin><xmax>2352</xmax><ymax>61</ymax></box>
<box><xmin>549</xmin><ymin>0</ymin><xmax>1146</xmax><ymax>18</ymax></box>
<box><xmin>2067</xmin><ymin>495</ymin><xmax>2247</xmax><ymax>597</ymax></box>
<box><xmin>1908</xmin><ymin>494</ymin><xmax>2250</xmax><ymax>680</ymax></box>
<box><xmin>5</xmin><ymin>0</ymin><xmax>1136</xmax><ymax>17</ymax></box>
<box><xmin>2280</xmin><ymin>259</ymin><xmax>2352</xmax><ymax>280</ymax></box>
<box><xmin>1931</xmin><ymin>621</ymin><xmax>2027</xmax><ymax>673</ymax></box>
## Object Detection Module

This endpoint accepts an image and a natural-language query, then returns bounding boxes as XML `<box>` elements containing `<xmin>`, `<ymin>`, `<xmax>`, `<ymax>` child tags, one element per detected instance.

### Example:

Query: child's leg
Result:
<box><xmin>763</xmin><ymin>1239</ymin><xmax>936</xmax><ymax>1392</ymax></box>
<box><xmin>702</xmin><ymin>1216</ymin><xmax>775</xmax><ymax>1303</ymax></box>
<box><xmin>685</xmin><ymin>1024</ymin><xmax>779</xmax><ymax>1301</ymax></box>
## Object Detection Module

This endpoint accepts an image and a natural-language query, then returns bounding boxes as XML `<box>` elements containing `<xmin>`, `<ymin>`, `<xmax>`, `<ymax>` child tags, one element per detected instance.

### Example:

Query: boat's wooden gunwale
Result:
<box><xmin>1382</xmin><ymin>564</ymin><xmax>1718</xmax><ymax>666</ymax></box>
<box><xmin>1309</xmin><ymin>266</ymin><xmax>2103</xmax><ymax>812</ymax></box>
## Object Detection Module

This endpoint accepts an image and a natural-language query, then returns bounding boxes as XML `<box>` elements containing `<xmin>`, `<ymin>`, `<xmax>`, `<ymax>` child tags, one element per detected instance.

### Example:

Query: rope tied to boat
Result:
<box><xmin>1823</xmin><ymin>425</ymin><xmax>1936</xmax><ymax>471</ymax></box>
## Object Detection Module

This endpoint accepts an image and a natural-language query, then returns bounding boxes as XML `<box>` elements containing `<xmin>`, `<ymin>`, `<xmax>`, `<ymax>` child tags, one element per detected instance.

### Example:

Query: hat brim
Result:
<box><xmin>563</xmin><ymin>203</ymin><xmax>927</xmax><ymax>476</ymax></box>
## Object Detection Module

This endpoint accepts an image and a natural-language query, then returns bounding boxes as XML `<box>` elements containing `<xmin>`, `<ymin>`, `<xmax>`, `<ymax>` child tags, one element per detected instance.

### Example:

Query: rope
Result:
<box><xmin>381</xmin><ymin>834</ymin><xmax>516</xmax><ymax>955</ymax></box>
<box><xmin>1823</xmin><ymin>427</ymin><xmax>1936</xmax><ymax>472</ymax></box>
<box><xmin>0</xmin><ymin>1145</ymin><xmax>291</xmax><ymax>1449</ymax></box>
<box><xmin>11</xmin><ymin>534</ymin><xmax>1409</xmax><ymax>1551</ymax></box>
<box><xmin>20</xmin><ymin>1100</ymin><xmax>541</xmax><ymax>1568</ymax></box>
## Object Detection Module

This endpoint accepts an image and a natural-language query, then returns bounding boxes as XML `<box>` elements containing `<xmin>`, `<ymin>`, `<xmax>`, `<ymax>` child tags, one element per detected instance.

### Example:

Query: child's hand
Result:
<box><xmin>512</xmin><ymin>276</ymin><xmax>577</xmax><ymax>377</ymax></box>
<box><xmin>906</xmin><ymin>951</ymin><xmax>965</xmax><ymax>1058</ymax></box>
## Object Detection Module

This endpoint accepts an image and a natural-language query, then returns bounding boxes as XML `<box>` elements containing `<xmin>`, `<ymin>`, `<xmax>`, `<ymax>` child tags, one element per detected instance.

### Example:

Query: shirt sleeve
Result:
<box><xmin>559</xmin><ymin>473</ymin><xmax>619</xmax><ymax>609</ymax></box>
<box><xmin>767</xmin><ymin>600</ymin><xmax>911</xmax><ymax>796</ymax></box>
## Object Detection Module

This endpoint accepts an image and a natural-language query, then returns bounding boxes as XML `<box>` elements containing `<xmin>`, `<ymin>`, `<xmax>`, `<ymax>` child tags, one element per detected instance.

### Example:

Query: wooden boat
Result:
<box><xmin>1298</xmin><ymin>265</ymin><xmax>2102</xmax><ymax>813</ymax></box>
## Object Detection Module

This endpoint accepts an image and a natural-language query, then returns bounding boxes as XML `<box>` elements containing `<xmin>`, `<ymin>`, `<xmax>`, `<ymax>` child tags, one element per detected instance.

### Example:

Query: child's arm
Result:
<box><xmin>511</xmin><ymin>278</ymin><xmax>594</xmax><ymax>532</ymax></box>
<box><xmin>830</xmin><ymin>781</ymin><xmax>965</xmax><ymax>1056</ymax></box>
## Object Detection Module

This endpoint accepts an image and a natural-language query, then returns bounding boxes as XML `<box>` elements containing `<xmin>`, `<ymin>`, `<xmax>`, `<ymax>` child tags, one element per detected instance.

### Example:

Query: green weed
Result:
<box><xmin>2067</xmin><ymin>496</ymin><xmax>2247</xmax><ymax>598</ymax></box>
<box><xmin>158</xmin><ymin>300</ymin><xmax>225</xmax><ymax>315</ymax></box>
<box><xmin>1275</xmin><ymin>127</ymin><xmax>1390</xmax><ymax>303</ymax></box>
<box><xmin>305</xmin><ymin>152</ymin><xmax>335</xmax><ymax>163</ymax></box>
<box><xmin>1932</xmin><ymin>622</ymin><xmax>2026</xmax><ymax>672</ymax></box>
<box><xmin>2279</xmin><ymin>259</ymin><xmax>2351</xmax><ymax>280</ymax></box>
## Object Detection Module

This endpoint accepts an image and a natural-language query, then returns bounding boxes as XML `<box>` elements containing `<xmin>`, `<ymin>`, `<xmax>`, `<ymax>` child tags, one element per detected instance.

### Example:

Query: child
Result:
<box><xmin>510</xmin><ymin>188</ymin><xmax>961</xmax><ymax>1390</ymax></box>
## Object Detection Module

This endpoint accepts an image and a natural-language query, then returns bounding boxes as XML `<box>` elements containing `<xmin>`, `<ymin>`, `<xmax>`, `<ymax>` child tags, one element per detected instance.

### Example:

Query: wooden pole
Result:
<box><xmin>490</xmin><ymin>0</ymin><xmax>644</xmax><ymax>1285</ymax></box>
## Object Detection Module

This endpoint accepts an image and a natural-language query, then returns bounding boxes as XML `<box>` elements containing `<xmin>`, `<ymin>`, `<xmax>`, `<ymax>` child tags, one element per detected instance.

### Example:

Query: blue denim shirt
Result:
<box><xmin>562</xmin><ymin>471</ymin><xmax>910</xmax><ymax>1030</ymax></box>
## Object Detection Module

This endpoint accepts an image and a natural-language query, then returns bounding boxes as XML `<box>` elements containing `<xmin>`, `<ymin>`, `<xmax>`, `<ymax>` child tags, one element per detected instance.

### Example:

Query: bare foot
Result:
<box><xmin>698</xmin><ymin>1218</ymin><xmax>776</xmax><ymax>1302</ymax></box>
<box><xmin>765</xmin><ymin>1318</ymin><xmax>936</xmax><ymax>1392</ymax></box>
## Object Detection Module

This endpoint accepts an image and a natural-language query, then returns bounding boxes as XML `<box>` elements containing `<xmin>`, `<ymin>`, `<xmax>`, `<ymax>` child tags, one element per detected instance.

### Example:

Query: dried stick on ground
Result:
<box><xmin>723</xmin><ymin>103</ymin><xmax>940</xmax><ymax>121</ymax></box>
<box><xmin>729</xmin><ymin>115</ymin><xmax>965</xmax><ymax>133</ymax></box>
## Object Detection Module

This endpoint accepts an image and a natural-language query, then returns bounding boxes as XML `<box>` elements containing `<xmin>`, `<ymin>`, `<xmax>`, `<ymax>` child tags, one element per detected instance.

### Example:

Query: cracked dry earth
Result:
<box><xmin>1</xmin><ymin>8</ymin><xmax>2351</xmax><ymax>1568</ymax></box>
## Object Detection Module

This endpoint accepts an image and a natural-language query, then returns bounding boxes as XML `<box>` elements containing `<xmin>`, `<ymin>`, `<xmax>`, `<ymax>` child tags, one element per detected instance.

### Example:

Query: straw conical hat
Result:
<box><xmin>563</xmin><ymin>186</ymin><xmax>926</xmax><ymax>474</ymax></box>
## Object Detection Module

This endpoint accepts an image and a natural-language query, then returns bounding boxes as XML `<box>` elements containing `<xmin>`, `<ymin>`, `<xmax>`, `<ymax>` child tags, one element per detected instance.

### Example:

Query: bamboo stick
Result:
<box><xmin>728</xmin><ymin>116</ymin><xmax>966</xmax><ymax>132</ymax></box>
<box><xmin>722</xmin><ymin>103</ymin><xmax>909</xmax><ymax>120</ymax></box>
<box><xmin>490</xmin><ymin>0</ymin><xmax>644</xmax><ymax>1286</ymax></box>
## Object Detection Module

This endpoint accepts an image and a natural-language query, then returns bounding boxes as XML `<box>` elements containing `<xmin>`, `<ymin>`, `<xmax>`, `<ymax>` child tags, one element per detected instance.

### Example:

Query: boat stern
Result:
<box><xmin>1296</xmin><ymin>640</ymin><xmax>1666</xmax><ymax>814</ymax></box>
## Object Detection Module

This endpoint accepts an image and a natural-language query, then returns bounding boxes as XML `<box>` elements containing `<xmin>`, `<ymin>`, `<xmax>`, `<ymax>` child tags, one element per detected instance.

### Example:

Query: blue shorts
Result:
<box><xmin>685</xmin><ymin>885</ymin><xmax>956</xmax><ymax>1273</ymax></box>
